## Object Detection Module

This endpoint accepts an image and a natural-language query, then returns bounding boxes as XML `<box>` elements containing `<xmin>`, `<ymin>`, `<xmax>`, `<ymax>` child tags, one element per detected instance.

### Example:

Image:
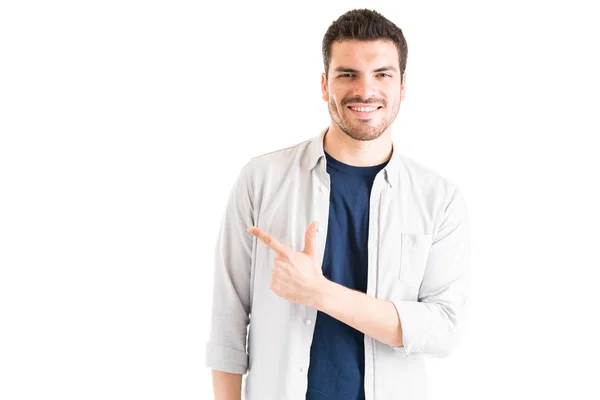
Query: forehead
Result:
<box><xmin>330</xmin><ymin>39</ymin><xmax>399</xmax><ymax>69</ymax></box>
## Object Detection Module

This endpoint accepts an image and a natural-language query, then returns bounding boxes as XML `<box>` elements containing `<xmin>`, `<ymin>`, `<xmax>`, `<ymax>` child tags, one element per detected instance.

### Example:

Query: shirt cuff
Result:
<box><xmin>390</xmin><ymin>298</ymin><xmax>428</xmax><ymax>357</ymax></box>
<box><xmin>205</xmin><ymin>342</ymin><xmax>248</xmax><ymax>374</ymax></box>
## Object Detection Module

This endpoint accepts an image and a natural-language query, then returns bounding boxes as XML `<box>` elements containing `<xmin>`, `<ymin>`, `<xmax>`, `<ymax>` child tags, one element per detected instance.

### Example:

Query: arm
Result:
<box><xmin>246</xmin><ymin>222</ymin><xmax>403</xmax><ymax>348</ymax></box>
<box><xmin>314</xmin><ymin>281</ymin><xmax>403</xmax><ymax>347</ymax></box>
<box><xmin>205</xmin><ymin>162</ymin><xmax>254</xmax><ymax>390</ymax></box>
<box><xmin>212</xmin><ymin>370</ymin><xmax>242</xmax><ymax>400</ymax></box>
<box><xmin>246</xmin><ymin>223</ymin><xmax>403</xmax><ymax>347</ymax></box>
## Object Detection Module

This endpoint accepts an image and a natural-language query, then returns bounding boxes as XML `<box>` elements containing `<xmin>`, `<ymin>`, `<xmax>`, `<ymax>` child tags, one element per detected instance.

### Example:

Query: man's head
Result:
<box><xmin>321</xmin><ymin>9</ymin><xmax>408</xmax><ymax>141</ymax></box>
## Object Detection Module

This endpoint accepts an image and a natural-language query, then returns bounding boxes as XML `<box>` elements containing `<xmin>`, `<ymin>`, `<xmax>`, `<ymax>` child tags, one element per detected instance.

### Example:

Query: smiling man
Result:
<box><xmin>206</xmin><ymin>9</ymin><xmax>471</xmax><ymax>400</ymax></box>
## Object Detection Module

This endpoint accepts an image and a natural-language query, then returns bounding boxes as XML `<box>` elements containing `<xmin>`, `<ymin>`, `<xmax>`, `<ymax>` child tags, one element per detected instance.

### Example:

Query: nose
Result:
<box><xmin>352</xmin><ymin>75</ymin><xmax>376</xmax><ymax>100</ymax></box>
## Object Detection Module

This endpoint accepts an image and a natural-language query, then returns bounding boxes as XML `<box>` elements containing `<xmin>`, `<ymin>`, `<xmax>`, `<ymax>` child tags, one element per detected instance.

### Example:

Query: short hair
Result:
<box><xmin>322</xmin><ymin>9</ymin><xmax>408</xmax><ymax>82</ymax></box>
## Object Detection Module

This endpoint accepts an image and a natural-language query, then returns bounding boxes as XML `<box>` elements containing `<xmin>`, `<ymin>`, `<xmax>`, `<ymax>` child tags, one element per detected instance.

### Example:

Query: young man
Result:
<box><xmin>206</xmin><ymin>9</ymin><xmax>470</xmax><ymax>400</ymax></box>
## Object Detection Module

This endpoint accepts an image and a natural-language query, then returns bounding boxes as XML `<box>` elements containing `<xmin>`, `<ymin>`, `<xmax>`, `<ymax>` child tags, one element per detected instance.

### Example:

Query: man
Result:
<box><xmin>206</xmin><ymin>8</ymin><xmax>470</xmax><ymax>400</ymax></box>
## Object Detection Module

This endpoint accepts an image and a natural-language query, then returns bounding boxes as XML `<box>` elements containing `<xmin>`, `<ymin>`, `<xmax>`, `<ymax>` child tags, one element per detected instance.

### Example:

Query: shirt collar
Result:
<box><xmin>302</xmin><ymin>127</ymin><xmax>328</xmax><ymax>171</ymax></box>
<box><xmin>303</xmin><ymin>127</ymin><xmax>402</xmax><ymax>188</ymax></box>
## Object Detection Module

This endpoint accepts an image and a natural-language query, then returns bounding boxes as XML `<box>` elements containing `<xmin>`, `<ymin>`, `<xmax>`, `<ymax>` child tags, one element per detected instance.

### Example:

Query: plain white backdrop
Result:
<box><xmin>1</xmin><ymin>0</ymin><xmax>599</xmax><ymax>399</ymax></box>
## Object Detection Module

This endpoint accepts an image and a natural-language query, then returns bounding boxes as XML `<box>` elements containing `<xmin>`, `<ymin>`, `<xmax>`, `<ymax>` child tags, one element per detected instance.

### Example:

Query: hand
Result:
<box><xmin>247</xmin><ymin>221</ymin><xmax>327</xmax><ymax>307</ymax></box>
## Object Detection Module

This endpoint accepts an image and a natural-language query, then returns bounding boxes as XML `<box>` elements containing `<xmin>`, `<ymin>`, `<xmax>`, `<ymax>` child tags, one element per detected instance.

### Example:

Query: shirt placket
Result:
<box><xmin>364</xmin><ymin>173</ymin><xmax>387</xmax><ymax>400</ymax></box>
<box><xmin>297</xmin><ymin>158</ymin><xmax>331</xmax><ymax>398</ymax></box>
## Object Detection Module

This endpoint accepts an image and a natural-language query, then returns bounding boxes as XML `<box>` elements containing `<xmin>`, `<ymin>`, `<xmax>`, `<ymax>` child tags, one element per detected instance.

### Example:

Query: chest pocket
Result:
<box><xmin>399</xmin><ymin>233</ymin><xmax>433</xmax><ymax>289</ymax></box>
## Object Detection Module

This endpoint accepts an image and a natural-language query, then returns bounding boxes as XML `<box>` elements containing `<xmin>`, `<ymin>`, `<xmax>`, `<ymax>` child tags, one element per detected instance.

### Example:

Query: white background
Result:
<box><xmin>1</xmin><ymin>0</ymin><xmax>599</xmax><ymax>399</ymax></box>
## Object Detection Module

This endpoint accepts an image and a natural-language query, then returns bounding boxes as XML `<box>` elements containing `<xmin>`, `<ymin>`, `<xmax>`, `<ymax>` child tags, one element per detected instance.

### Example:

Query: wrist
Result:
<box><xmin>311</xmin><ymin>276</ymin><xmax>334</xmax><ymax>311</ymax></box>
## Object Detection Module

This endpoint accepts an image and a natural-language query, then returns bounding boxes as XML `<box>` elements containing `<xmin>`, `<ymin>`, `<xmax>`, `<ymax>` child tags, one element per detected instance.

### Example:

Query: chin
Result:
<box><xmin>344</xmin><ymin>128</ymin><xmax>385</xmax><ymax>141</ymax></box>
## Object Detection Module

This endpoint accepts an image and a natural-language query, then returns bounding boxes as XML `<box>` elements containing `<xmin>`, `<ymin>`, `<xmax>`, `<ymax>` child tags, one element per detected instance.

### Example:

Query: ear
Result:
<box><xmin>321</xmin><ymin>72</ymin><xmax>329</xmax><ymax>102</ymax></box>
<box><xmin>400</xmin><ymin>71</ymin><xmax>407</xmax><ymax>101</ymax></box>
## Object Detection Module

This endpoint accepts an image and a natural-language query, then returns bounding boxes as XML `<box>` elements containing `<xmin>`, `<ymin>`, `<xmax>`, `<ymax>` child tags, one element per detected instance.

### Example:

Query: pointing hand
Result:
<box><xmin>247</xmin><ymin>222</ymin><xmax>327</xmax><ymax>307</ymax></box>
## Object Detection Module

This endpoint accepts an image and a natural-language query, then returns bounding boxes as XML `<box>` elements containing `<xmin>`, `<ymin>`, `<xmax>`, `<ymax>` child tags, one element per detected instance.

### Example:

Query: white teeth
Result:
<box><xmin>350</xmin><ymin>106</ymin><xmax>378</xmax><ymax>112</ymax></box>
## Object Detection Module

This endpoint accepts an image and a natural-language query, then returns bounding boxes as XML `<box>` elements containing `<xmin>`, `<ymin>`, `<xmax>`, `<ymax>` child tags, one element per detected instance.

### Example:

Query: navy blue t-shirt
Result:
<box><xmin>306</xmin><ymin>150</ymin><xmax>388</xmax><ymax>400</ymax></box>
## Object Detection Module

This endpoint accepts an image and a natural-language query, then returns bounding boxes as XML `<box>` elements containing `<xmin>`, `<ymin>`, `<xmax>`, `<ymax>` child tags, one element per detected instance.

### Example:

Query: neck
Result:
<box><xmin>323</xmin><ymin>124</ymin><xmax>393</xmax><ymax>167</ymax></box>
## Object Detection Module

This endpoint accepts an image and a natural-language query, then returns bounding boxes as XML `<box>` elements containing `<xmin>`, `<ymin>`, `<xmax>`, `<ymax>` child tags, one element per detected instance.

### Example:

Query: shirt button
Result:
<box><xmin>319</xmin><ymin>185</ymin><xmax>326</xmax><ymax>192</ymax></box>
<box><xmin>305</xmin><ymin>319</ymin><xmax>312</xmax><ymax>325</ymax></box>
<box><xmin>317</xmin><ymin>227</ymin><xmax>324</xmax><ymax>233</ymax></box>
<box><xmin>300</xmin><ymin>366</ymin><xmax>305</xmax><ymax>372</ymax></box>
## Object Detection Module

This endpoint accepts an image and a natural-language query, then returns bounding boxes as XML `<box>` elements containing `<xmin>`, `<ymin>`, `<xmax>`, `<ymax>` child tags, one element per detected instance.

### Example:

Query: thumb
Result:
<box><xmin>302</xmin><ymin>221</ymin><xmax>318</xmax><ymax>258</ymax></box>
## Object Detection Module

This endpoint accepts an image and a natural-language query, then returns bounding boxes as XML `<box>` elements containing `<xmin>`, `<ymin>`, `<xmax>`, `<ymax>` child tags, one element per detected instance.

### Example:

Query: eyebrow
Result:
<box><xmin>373</xmin><ymin>66</ymin><xmax>398</xmax><ymax>73</ymax></box>
<box><xmin>333</xmin><ymin>65</ymin><xmax>398</xmax><ymax>73</ymax></box>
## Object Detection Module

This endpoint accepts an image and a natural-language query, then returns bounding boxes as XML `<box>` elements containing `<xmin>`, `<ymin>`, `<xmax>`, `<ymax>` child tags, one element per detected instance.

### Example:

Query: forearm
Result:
<box><xmin>314</xmin><ymin>279</ymin><xmax>403</xmax><ymax>347</ymax></box>
<box><xmin>212</xmin><ymin>370</ymin><xmax>242</xmax><ymax>400</ymax></box>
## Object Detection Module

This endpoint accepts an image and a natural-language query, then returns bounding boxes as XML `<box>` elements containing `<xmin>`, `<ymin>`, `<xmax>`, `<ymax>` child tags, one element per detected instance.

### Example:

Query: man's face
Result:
<box><xmin>322</xmin><ymin>39</ymin><xmax>406</xmax><ymax>141</ymax></box>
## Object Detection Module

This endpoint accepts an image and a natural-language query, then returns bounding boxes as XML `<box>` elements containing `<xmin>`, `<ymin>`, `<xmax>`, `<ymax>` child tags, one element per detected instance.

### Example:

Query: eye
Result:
<box><xmin>338</xmin><ymin>73</ymin><xmax>355</xmax><ymax>78</ymax></box>
<box><xmin>377</xmin><ymin>73</ymin><xmax>393</xmax><ymax>78</ymax></box>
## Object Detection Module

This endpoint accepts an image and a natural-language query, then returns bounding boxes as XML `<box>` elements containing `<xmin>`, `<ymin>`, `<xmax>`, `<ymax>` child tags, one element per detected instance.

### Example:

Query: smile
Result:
<box><xmin>347</xmin><ymin>105</ymin><xmax>382</xmax><ymax>116</ymax></box>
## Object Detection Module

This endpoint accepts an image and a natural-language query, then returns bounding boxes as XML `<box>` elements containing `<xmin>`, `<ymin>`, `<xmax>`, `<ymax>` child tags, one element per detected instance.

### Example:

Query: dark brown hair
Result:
<box><xmin>322</xmin><ymin>9</ymin><xmax>408</xmax><ymax>82</ymax></box>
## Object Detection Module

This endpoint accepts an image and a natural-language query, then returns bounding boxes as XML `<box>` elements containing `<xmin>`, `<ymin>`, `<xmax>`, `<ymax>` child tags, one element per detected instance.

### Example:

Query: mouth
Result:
<box><xmin>346</xmin><ymin>104</ymin><xmax>383</xmax><ymax>117</ymax></box>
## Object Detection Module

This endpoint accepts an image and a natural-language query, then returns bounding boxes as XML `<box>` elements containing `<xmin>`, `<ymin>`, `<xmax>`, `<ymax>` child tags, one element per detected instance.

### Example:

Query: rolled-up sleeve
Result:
<box><xmin>391</xmin><ymin>187</ymin><xmax>470</xmax><ymax>358</ymax></box>
<box><xmin>205</xmin><ymin>162</ymin><xmax>254</xmax><ymax>374</ymax></box>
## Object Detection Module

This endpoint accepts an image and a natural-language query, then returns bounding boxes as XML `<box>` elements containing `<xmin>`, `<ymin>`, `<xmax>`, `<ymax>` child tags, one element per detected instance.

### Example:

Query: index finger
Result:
<box><xmin>247</xmin><ymin>226</ymin><xmax>292</xmax><ymax>258</ymax></box>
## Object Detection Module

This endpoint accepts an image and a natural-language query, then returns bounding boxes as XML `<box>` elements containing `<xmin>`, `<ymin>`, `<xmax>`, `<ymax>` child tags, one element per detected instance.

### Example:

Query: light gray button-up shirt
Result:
<box><xmin>205</xmin><ymin>128</ymin><xmax>471</xmax><ymax>400</ymax></box>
